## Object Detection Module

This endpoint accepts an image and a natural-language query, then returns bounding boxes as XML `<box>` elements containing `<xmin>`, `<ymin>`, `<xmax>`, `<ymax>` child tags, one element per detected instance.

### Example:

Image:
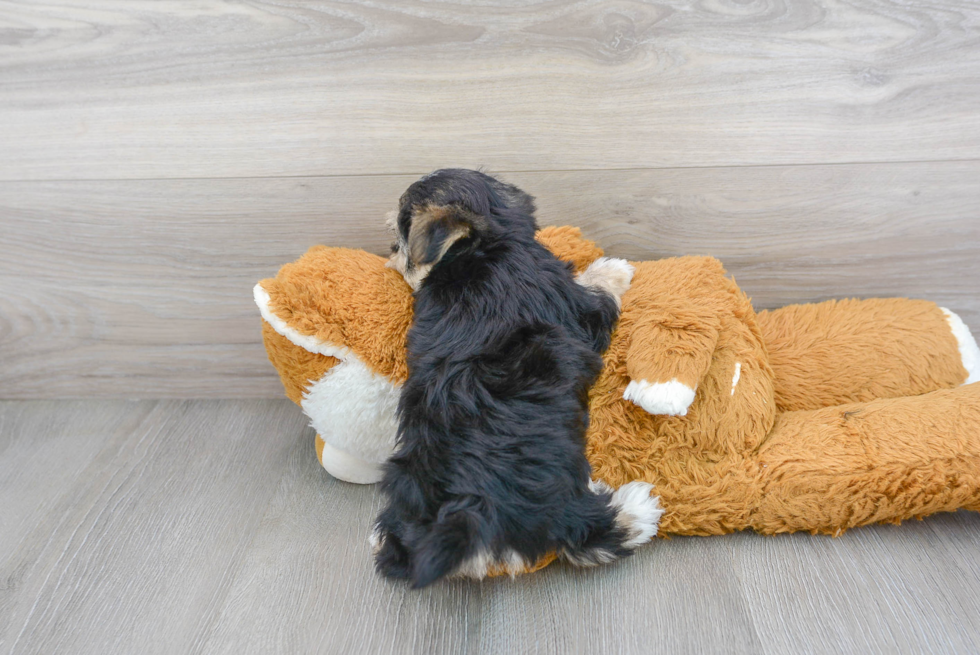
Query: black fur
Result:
<box><xmin>375</xmin><ymin>169</ymin><xmax>631</xmax><ymax>588</ymax></box>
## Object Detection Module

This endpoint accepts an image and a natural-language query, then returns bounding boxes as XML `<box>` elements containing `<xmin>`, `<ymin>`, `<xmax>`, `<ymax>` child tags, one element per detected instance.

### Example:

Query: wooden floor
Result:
<box><xmin>1</xmin><ymin>399</ymin><xmax>978</xmax><ymax>655</ymax></box>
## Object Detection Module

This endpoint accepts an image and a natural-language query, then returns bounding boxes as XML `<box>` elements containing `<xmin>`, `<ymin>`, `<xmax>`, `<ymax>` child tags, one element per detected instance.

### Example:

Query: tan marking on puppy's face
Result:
<box><xmin>386</xmin><ymin>203</ymin><xmax>472</xmax><ymax>290</ymax></box>
<box><xmin>384</xmin><ymin>209</ymin><xmax>411</xmax><ymax>280</ymax></box>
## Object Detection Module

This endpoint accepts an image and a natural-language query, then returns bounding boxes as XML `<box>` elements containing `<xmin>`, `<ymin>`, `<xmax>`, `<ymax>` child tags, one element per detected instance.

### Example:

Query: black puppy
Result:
<box><xmin>373</xmin><ymin>169</ymin><xmax>661</xmax><ymax>588</ymax></box>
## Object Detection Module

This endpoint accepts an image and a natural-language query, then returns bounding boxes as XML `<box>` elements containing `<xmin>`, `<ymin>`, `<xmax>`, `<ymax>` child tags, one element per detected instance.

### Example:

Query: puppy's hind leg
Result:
<box><xmin>575</xmin><ymin>257</ymin><xmax>634</xmax><ymax>353</ymax></box>
<box><xmin>372</xmin><ymin>525</ymin><xmax>412</xmax><ymax>580</ymax></box>
<box><xmin>557</xmin><ymin>480</ymin><xmax>663</xmax><ymax>566</ymax></box>
<box><xmin>372</xmin><ymin>506</ymin><xmax>414</xmax><ymax>580</ymax></box>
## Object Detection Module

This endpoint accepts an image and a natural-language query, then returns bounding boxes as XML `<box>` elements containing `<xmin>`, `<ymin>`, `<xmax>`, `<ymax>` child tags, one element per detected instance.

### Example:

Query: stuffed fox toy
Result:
<box><xmin>255</xmin><ymin>226</ymin><xmax>980</xmax><ymax>575</ymax></box>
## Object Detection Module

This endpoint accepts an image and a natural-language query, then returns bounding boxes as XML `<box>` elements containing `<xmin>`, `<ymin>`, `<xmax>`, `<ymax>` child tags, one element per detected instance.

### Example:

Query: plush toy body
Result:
<box><xmin>255</xmin><ymin>226</ymin><xmax>980</xmax><ymax>567</ymax></box>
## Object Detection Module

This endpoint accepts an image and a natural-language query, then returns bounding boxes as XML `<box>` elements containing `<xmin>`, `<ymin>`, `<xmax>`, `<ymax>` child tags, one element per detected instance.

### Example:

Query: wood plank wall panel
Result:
<box><xmin>1</xmin><ymin>162</ymin><xmax>977</xmax><ymax>398</ymax></box>
<box><xmin>2</xmin><ymin>0</ymin><xmax>980</xmax><ymax>180</ymax></box>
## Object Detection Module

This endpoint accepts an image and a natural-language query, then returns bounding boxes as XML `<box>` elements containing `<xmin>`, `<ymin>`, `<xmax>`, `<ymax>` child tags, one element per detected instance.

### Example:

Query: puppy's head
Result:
<box><xmin>386</xmin><ymin>169</ymin><xmax>537</xmax><ymax>290</ymax></box>
<box><xmin>385</xmin><ymin>202</ymin><xmax>480</xmax><ymax>291</ymax></box>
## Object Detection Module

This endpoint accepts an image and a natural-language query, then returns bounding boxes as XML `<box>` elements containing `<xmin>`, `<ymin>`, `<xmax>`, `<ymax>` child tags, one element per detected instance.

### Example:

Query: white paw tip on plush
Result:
<box><xmin>941</xmin><ymin>308</ymin><xmax>980</xmax><ymax>385</ymax></box>
<box><xmin>623</xmin><ymin>379</ymin><xmax>697</xmax><ymax>416</ymax></box>
<box><xmin>609</xmin><ymin>481</ymin><xmax>663</xmax><ymax>548</ymax></box>
<box><xmin>577</xmin><ymin>257</ymin><xmax>635</xmax><ymax>307</ymax></box>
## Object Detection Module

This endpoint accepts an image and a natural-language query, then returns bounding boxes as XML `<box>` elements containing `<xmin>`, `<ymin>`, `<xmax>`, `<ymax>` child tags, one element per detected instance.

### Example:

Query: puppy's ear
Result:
<box><xmin>408</xmin><ymin>204</ymin><xmax>483</xmax><ymax>267</ymax></box>
<box><xmin>489</xmin><ymin>178</ymin><xmax>537</xmax><ymax>217</ymax></box>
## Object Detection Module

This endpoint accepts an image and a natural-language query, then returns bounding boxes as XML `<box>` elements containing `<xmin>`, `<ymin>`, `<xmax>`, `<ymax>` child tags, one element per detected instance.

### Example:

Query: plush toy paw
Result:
<box><xmin>576</xmin><ymin>257</ymin><xmax>635</xmax><ymax>308</ymax></box>
<box><xmin>623</xmin><ymin>378</ymin><xmax>697</xmax><ymax>416</ymax></box>
<box><xmin>942</xmin><ymin>308</ymin><xmax>980</xmax><ymax>385</ymax></box>
<box><xmin>303</xmin><ymin>352</ymin><xmax>400</xmax><ymax>484</ymax></box>
<box><xmin>318</xmin><ymin>438</ymin><xmax>385</xmax><ymax>484</ymax></box>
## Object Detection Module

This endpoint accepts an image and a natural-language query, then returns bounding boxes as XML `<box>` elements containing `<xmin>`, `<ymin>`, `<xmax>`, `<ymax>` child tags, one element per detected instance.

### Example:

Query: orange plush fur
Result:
<box><xmin>256</xmin><ymin>226</ymin><xmax>980</xmax><ymax>575</ymax></box>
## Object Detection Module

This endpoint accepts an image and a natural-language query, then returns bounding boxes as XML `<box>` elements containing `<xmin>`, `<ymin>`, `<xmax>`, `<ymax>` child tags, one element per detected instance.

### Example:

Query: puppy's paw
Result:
<box><xmin>588</xmin><ymin>478</ymin><xmax>614</xmax><ymax>495</ymax></box>
<box><xmin>373</xmin><ymin>528</ymin><xmax>412</xmax><ymax>580</ymax></box>
<box><xmin>576</xmin><ymin>257</ymin><xmax>634</xmax><ymax>307</ymax></box>
<box><xmin>623</xmin><ymin>378</ymin><xmax>696</xmax><ymax>416</ymax></box>
<box><xmin>368</xmin><ymin>524</ymin><xmax>385</xmax><ymax>554</ymax></box>
<box><xmin>609</xmin><ymin>481</ymin><xmax>663</xmax><ymax>549</ymax></box>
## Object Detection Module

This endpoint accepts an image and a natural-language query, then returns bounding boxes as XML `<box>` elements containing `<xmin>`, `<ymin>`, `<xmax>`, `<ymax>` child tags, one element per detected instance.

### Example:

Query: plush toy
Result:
<box><xmin>255</xmin><ymin>226</ymin><xmax>980</xmax><ymax>574</ymax></box>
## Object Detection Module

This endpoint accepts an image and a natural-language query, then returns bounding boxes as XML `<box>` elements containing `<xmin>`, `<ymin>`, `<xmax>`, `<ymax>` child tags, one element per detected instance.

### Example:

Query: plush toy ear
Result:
<box><xmin>407</xmin><ymin>204</ymin><xmax>483</xmax><ymax>267</ymax></box>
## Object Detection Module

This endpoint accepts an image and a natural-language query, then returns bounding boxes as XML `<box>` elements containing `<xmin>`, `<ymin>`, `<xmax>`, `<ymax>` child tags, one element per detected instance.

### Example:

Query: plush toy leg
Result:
<box><xmin>302</xmin><ymin>356</ymin><xmax>400</xmax><ymax>485</ymax></box>
<box><xmin>315</xmin><ymin>435</ymin><xmax>385</xmax><ymax>484</ymax></box>
<box><xmin>758</xmin><ymin>298</ymin><xmax>974</xmax><ymax>412</ymax></box>
<box><xmin>750</xmin><ymin>382</ymin><xmax>980</xmax><ymax>535</ymax></box>
<box><xmin>263</xmin><ymin>322</ymin><xmax>400</xmax><ymax>485</ymax></box>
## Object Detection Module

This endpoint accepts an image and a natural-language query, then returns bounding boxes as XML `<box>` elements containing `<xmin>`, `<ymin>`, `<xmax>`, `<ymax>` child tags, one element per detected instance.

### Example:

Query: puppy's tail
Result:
<box><xmin>559</xmin><ymin>480</ymin><xmax>663</xmax><ymax>567</ymax></box>
<box><xmin>410</xmin><ymin>499</ymin><xmax>482</xmax><ymax>589</ymax></box>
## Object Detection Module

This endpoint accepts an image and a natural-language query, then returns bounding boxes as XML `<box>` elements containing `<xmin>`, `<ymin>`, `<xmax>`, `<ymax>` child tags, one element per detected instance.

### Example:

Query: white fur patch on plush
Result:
<box><xmin>623</xmin><ymin>378</ymin><xmax>697</xmax><ymax>416</ymax></box>
<box><xmin>941</xmin><ymin>308</ymin><xmax>980</xmax><ymax>385</ymax></box>
<box><xmin>254</xmin><ymin>284</ymin><xmax>351</xmax><ymax>361</ymax></box>
<box><xmin>301</xmin><ymin>353</ymin><xmax>401</xmax><ymax>484</ymax></box>
<box><xmin>576</xmin><ymin>257</ymin><xmax>635</xmax><ymax>308</ymax></box>
<box><xmin>609</xmin><ymin>481</ymin><xmax>663</xmax><ymax>548</ymax></box>
<box><xmin>731</xmin><ymin>362</ymin><xmax>742</xmax><ymax>395</ymax></box>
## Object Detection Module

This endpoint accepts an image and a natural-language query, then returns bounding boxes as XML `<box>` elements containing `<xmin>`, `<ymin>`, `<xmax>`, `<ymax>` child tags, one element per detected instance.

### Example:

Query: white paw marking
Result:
<box><xmin>369</xmin><ymin>525</ymin><xmax>384</xmax><ymax>553</ymax></box>
<box><xmin>942</xmin><ymin>308</ymin><xmax>980</xmax><ymax>385</ymax></box>
<box><xmin>623</xmin><ymin>379</ymin><xmax>696</xmax><ymax>416</ymax></box>
<box><xmin>588</xmin><ymin>478</ymin><xmax>614</xmax><ymax>495</ymax></box>
<box><xmin>576</xmin><ymin>257</ymin><xmax>635</xmax><ymax>308</ymax></box>
<box><xmin>454</xmin><ymin>548</ymin><xmax>532</xmax><ymax>579</ymax></box>
<box><xmin>610</xmin><ymin>481</ymin><xmax>663</xmax><ymax>548</ymax></box>
<box><xmin>562</xmin><ymin>480</ymin><xmax>663</xmax><ymax>567</ymax></box>
<box><xmin>562</xmin><ymin>547</ymin><xmax>619</xmax><ymax>567</ymax></box>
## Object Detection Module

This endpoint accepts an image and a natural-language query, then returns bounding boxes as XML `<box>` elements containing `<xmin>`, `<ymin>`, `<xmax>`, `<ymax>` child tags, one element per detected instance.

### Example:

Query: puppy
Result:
<box><xmin>374</xmin><ymin>169</ymin><xmax>661</xmax><ymax>588</ymax></box>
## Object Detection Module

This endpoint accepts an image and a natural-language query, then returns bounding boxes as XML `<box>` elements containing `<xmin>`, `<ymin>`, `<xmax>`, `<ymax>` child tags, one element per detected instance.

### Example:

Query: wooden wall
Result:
<box><xmin>1</xmin><ymin>1</ymin><xmax>978</xmax><ymax>398</ymax></box>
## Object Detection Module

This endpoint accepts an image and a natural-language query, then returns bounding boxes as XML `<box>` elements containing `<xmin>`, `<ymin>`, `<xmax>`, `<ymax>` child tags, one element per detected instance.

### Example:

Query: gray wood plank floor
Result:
<box><xmin>3</xmin><ymin>399</ymin><xmax>979</xmax><ymax>655</ymax></box>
